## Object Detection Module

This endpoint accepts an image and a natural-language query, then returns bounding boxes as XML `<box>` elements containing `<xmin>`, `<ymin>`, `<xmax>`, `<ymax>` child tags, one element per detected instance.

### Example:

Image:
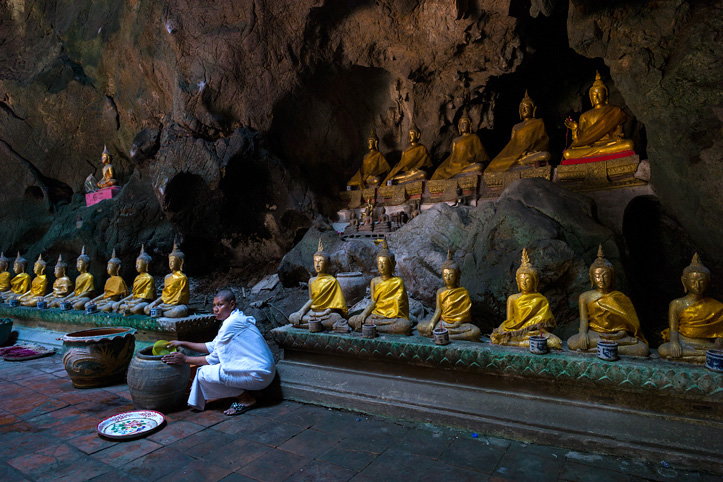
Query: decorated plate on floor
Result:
<box><xmin>97</xmin><ymin>410</ymin><xmax>165</xmax><ymax>440</ymax></box>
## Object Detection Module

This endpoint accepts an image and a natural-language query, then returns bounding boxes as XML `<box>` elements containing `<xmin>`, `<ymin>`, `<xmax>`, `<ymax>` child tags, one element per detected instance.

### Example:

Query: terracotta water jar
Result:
<box><xmin>0</xmin><ymin>318</ymin><xmax>12</xmax><ymax>345</ymax></box>
<box><xmin>62</xmin><ymin>327</ymin><xmax>136</xmax><ymax>388</ymax></box>
<box><xmin>127</xmin><ymin>347</ymin><xmax>191</xmax><ymax>412</ymax></box>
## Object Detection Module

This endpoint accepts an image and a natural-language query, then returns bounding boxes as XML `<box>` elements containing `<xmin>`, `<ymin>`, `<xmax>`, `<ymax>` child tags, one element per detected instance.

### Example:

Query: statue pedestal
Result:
<box><xmin>85</xmin><ymin>186</ymin><xmax>120</xmax><ymax>207</ymax></box>
<box><xmin>560</xmin><ymin>149</ymin><xmax>635</xmax><ymax>165</ymax></box>
<box><xmin>555</xmin><ymin>154</ymin><xmax>646</xmax><ymax>192</ymax></box>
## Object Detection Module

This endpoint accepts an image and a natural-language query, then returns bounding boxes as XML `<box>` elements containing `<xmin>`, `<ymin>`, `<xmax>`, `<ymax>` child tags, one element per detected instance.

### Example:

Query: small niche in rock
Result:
<box><xmin>24</xmin><ymin>186</ymin><xmax>44</xmax><ymax>202</ymax></box>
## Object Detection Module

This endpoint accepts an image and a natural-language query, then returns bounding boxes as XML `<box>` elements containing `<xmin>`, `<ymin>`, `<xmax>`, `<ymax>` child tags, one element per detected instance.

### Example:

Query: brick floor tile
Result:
<box><xmin>91</xmin><ymin>438</ymin><xmax>162</xmax><ymax>467</ymax></box>
<box><xmin>559</xmin><ymin>461</ymin><xmax>633</xmax><ymax>482</ymax></box>
<box><xmin>124</xmin><ymin>446</ymin><xmax>195</xmax><ymax>480</ymax></box>
<box><xmin>67</xmin><ymin>432</ymin><xmax>118</xmax><ymax>455</ymax></box>
<box><xmin>392</xmin><ymin>428</ymin><xmax>454</xmax><ymax>458</ymax></box>
<box><xmin>219</xmin><ymin>473</ymin><xmax>258</xmax><ymax>482</ymax></box>
<box><xmin>26</xmin><ymin>406</ymin><xmax>84</xmax><ymax>429</ymax></box>
<box><xmin>179</xmin><ymin>408</ymin><xmax>229</xmax><ymax>427</ymax></box>
<box><xmin>318</xmin><ymin>446</ymin><xmax>378</xmax><ymax>472</ymax></box>
<box><xmin>244</xmin><ymin>401</ymin><xmax>304</xmax><ymax>419</ymax></box>
<box><xmin>0</xmin><ymin>431</ymin><xmax>61</xmax><ymax>461</ymax></box>
<box><xmin>236</xmin><ymin>448</ymin><xmax>311</xmax><ymax>482</ymax></box>
<box><xmin>438</xmin><ymin>437</ymin><xmax>507</xmax><ymax>473</ymax></box>
<box><xmin>356</xmin><ymin>449</ymin><xmax>436</xmax><ymax>481</ymax></box>
<box><xmin>419</xmin><ymin>461</ymin><xmax>491</xmax><ymax>482</ymax></box>
<box><xmin>44</xmin><ymin>415</ymin><xmax>102</xmax><ymax>441</ymax></box>
<box><xmin>156</xmin><ymin>459</ymin><xmax>234</xmax><ymax>482</ymax></box>
<box><xmin>242</xmin><ymin>421</ymin><xmax>307</xmax><ymax>447</ymax></box>
<box><xmin>284</xmin><ymin>459</ymin><xmax>356</xmax><ymax>482</ymax></box>
<box><xmin>213</xmin><ymin>413</ymin><xmax>274</xmax><ymax>435</ymax></box>
<box><xmin>201</xmin><ymin>438</ymin><xmax>266</xmax><ymax>470</ymax></box>
<box><xmin>7</xmin><ymin>442</ymin><xmax>108</xmax><ymax>481</ymax></box>
<box><xmin>0</xmin><ymin>462</ymin><xmax>31</xmax><ymax>481</ymax></box>
<box><xmin>337</xmin><ymin>421</ymin><xmax>410</xmax><ymax>454</ymax></box>
<box><xmin>277</xmin><ymin>428</ymin><xmax>342</xmax><ymax>458</ymax></box>
<box><xmin>147</xmin><ymin>420</ymin><xmax>205</xmax><ymax>445</ymax></box>
<box><xmin>310</xmin><ymin>410</ymin><xmax>368</xmax><ymax>435</ymax></box>
<box><xmin>17</xmin><ymin>398</ymin><xmax>70</xmax><ymax>420</ymax></box>
<box><xmin>0</xmin><ymin>409</ymin><xmax>20</xmax><ymax>426</ymax></box>
<box><xmin>493</xmin><ymin>444</ymin><xmax>565</xmax><ymax>482</ymax></box>
<box><xmin>168</xmin><ymin>427</ymin><xmax>234</xmax><ymax>458</ymax></box>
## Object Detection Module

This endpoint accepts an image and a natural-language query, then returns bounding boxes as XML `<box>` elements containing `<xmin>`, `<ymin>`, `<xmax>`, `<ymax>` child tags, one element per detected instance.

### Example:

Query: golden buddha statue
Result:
<box><xmin>98</xmin><ymin>145</ymin><xmax>117</xmax><ymax>188</ymax></box>
<box><xmin>347</xmin><ymin>129</ymin><xmax>391</xmax><ymax>189</ymax></box>
<box><xmin>144</xmin><ymin>240</ymin><xmax>190</xmax><ymax>318</ymax></box>
<box><xmin>567</xmin><ymin>246</ymin><xmax>649</xmax><ymax>356</ymax></box>
<box><xmin>289</xmin><ymin>239</ymin><xmax>349</xmax><ymax>332</ymax></box>
<box><xmin>87</xmin><ymin>249</ymin><xmax>129</xmax><ymax>312</ymax></box>
<box><xmin>113</xmin><ymin>245</ymin><xmax>156</xmax><ymax>315</ymax></box>
<box><xmin>45</xmin><ymin>255</ymin><xmax>74</xmax><ymax>308</ymax></box>
<box><xmin>418</xmin><ymin>251</ymin><xmax>480</xmax><ymax>341</ymax></box>
<box><xmin>18</xmin><ymin>255</ymin><xmax>48</xmax><ymax>307</ymax></box>
<box><xmin>349</xmin><ymin>239</ymin><xmax>411</xmax><ymax>335</ymax></box>
<box><xmin>0</xmin><ymin>252</ymin><xmax>10</xmax><ymax>296</ymax></box>
<box><xmin>60</xmin><ymin>246</ymin><xmax>95</xmax><ymax>310</ymax></box>
<box><xmin>562</xmin><ymin>72</ymin><xmax>635</xmax><ymax>161</ymax></box>
<box><xmin>431</xmin><ymin>110</ymin><xmax>489</xmax><ymax>180</ymax></box>
<box><xmin>658</xmin><ymin>254</ymin><xmax>723</xmax><ymax>362</ymax></box>
<box><xmin>485</xmin><ymin>91</ymin><xmax>551</xmax><ymax>172</ymax></box>
<box><xmin>490</xmin><ymin>249</ymin><xmax>562</xmax><ymax>349</ymax></box>
<box><xmin>1</xmin><ymin>252</ymin><xmax>31</xmax><ymax>303</ymax></box>
<box><xmin>383</xmin><ymin>123</ymin><xmax>434</xmax><ymax>184</ymax></box>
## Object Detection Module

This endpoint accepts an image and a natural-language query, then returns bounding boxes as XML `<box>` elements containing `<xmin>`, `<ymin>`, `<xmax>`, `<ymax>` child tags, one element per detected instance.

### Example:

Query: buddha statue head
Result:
<box><xmin>169</xmin><ymin>239</ymin><xmax>185</xmax><ymax>272</ymax></box>
<box><xmin>136</xmin><ymin>245</ymin><xmax>151</xmax><ymax>273</ymax></box>
<box><xmin>408</xmin><ymin>123</ymin><xmax>421</xmax><ymax>145</ymax></box>
<box><xmin>681</xmin><ymin>253</ymin><xmax>710</xmax><ymax>296</ymax></box>
<box><xmin>441</xmin><ymin>250</ymin><xmax>460</xmax><ymax>288</ymax></box>
<box><xmin>519</xmin><ymin>90</ymin><xmax>537</xmax><ymax>120</ymax></box>
<box><xmin>367</xmin><ymin>128</ymin><xmax>379</xmax><ymax>151</ymax></box>
<box><xmin>55</xmin><ymin>254</ymin><xmax>67</xmax><ymax>278</ymax></box>
<box><xmin>107</xmin><ymin>249</ymin><xmax>121</xmax><ymax>276</ymax></box>
<box><xmin>376</xmin><ymin>239</ymin><xmax>396</xmax><ymax>278</ymax></box>
<box><xmin>589</xmin><ymin>245</ymin><xmax>614</xmax><ymax>291</ymax></box>
<box><xmin>313</xmin><ymin>239</ymin><xmax>330</xmax><ymax>275</ymax></box>
<box><xmin>515</xmin><ymin>248</ymin><xmax>539</xmax><ymax>293</ymax></box>
<box><xmin>458</xmin><ymin>110</ymin><xmax>472</xmax><ymax>135</ymax></box>
<box><xmin>77</xmin><ymin>246</ymin><xmax>90</xmax><ymax>272</ymax></box>
<box><xmin>588</xmin><ymin>71</ymin><xmax>609</xmax><ymax>108</ymax></box>
<box><xmin>0</xmin><ymin>252</ymin><xmax>8</xmax><ymax>272</ymax></box>
<box><xmin>14</xmin><ymin>252</ymin><xmax>28</xmax><ymax>274</ymax></box>
<box><xmin>101</xmin><ymin>145</ymin><xmax>112</xmax><ymax>165</ymax></box>
<box><xmin>33</xmin><ymin>254</ymin><xmax>46</xmax><ymax>276</ymax></box>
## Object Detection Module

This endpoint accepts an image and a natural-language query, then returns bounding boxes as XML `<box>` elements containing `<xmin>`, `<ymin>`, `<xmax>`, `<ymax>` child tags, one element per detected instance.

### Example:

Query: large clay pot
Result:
<box><xmin>336</xmin><ymin>272</ymin><xmax>367</xmax><ymax>306</ymax></box>
<box><xmin>127</xmin><ymin>347</ymin><xmax>191</xmax><ymax>412</ymax></box>
<box><xmin>0</xmin><ymin>318</ymin><xmax>13</xmax><ymax>345</ymax></box>
<box><xmin>62</xmin><ymin>327</ymin><xmax>136</xmax><ymax>388</ymax></box>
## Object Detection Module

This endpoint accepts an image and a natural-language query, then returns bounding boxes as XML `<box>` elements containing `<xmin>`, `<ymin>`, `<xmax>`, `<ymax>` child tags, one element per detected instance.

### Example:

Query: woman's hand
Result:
<box><xmin>162</xmin><ymin>351</ymin><xmax>187</xmax><ymax>365</ymax></box>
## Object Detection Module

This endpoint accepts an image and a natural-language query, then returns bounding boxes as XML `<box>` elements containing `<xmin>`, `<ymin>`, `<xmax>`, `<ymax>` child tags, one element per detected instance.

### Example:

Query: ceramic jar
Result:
<box><xmin>705</xmin><ymin>349</ymin><xmax>723</xmax><ymax>373</ymax></box>
<box><xmin>529</xmin><ymin>335</ymin><xmax>548</xmax><ymax>355</ymax></box>
<box><xmin>433</xmin><ymin>327</ymin><xmax>450</xmax><ymax>346</ymax></box>
<box><xmin>62</xmin><ymin>327</ymin><xmax>136</xmax><ymax>388</ymax></box>
<box><xmin>597</xmin><ymin>340</ymin><xmax>619</xmax><ymax>361</ymax></box>
<box><xmin>362</xmin><ymin>323</ymin><xmax>377</xmax><ymax>339</ymax></box>
<box><xmin>127</xmin><ymin>347</ymin><xmax>191</xmax><ymax>412</ymax></box>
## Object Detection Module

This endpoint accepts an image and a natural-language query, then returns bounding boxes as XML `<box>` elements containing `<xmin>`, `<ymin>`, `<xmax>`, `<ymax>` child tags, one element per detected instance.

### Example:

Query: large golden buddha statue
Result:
<box><xmin>659</xmin><ymin>254</ymin><xmax>723</xmax><ymax>363</ymax></box>
<box><xmin>0</xmin><ymin>252</ymin><xmax>10</xmax><ymax>296</ymax></box>
<box><xmin>349</xmin><ymin>239</ymin><xmax>411</xmax><ymax>335</ymax></box>
<box><xmin>383</xmin><ymin>123</ymin><xmax>434</xmax><ymax>184</ymax></box>
<box><xmin>145</xmin><ymin>241</ymin><xmax>190</xmax><ymax>318</ymax></box>
<box><xmin>418</xmin><ymin>251</ymin><xmax>480</xmax><ymax>341</ymax></box>
<box><xmin>567</xmin><ymin>246</ymin><xmax>648</xmax><ymax>356</ymax></box>
<box><xmin>431</xmin><ymin>110</ymin><xmax>489</xmax><ymax>180</ymax></box>
<box><xmin>45</xmin><ymin>255</ymin><xmax>74</xmax><ymax>308</ymax></box>
<box><xmin>1</xmin><ymin>252</ymin><xmax>31</xmax><ymax>303</ymax></box>
<box><xmin>18</xmin><ymin>255</ymin><xmax>49</xmax><ymax>307</ymax></box>
<box><xmin>347</xmin><ymin>129</ymin><xmax>391</xmax><ymax>189</ymax></box>
<box><xmin>289</xmin><ymin>239</ymin><xmax>349</xmax><ymax>332</ymax></box>
<box><xmin>88</xmin><ymin>249</ymin><xmax>129</xmax><ymax>312</ymax></box>
<box><xmin>60</xmin><ymin>246</ymin><xmax>95</xmax><ymax>310</ymax></box>
<box><xmin>485</xmin><ymin>91</ymin><xmax>551</xmax><ymax>172</ymax></box>
<box><xmin>113</xmin><ymin>245</ymin><xmax>156</xmax><ymax>315</ymax></box>
<box><xmin>562</xmin><ymin>72</ymin><xmax>634</xmax><ymax>161</ymax></box>
<box><xmin>490</xmin><ymin>249</ymin><xmax>562</xmax><ymax>349</ymax></box>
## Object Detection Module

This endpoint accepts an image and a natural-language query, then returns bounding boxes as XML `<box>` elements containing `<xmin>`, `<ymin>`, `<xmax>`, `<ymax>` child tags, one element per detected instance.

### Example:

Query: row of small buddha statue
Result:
<box><xmin>289</xmin><ymin>240</ymin><xmax>723</xmax><ymax>363</ymax></box>
<box><xmin>347</xmin><ymin>72</ymin><xmax>635</xmax><ymax>189</ymax></box>
<box><xmin>0</xmin><ymin>242</ymin><xmax>191</xmax><ymax>318</ymax></box>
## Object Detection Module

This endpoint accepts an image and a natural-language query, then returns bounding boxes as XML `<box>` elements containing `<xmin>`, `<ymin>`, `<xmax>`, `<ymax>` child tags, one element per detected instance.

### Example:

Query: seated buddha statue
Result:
<box><xmin>145</xmin><ymin>240</ymin><xmax>190</xmax><ymax>318</ymax></box>
<box><xmin>45</xmin><ymin>255</ymin><xmax>74</xmax><ymax>308</ymax></box>
<box><xmin>567</xmin><ymin>246</ymin><xmax>649</xmax><ymax>356</ymax></box>
<box><xmin>347</xmin><ymin>129</ymin><xmax>391</xmax><ymax>189</ymax></box>
<box><xmin>1</xmin><ymin>252</ymin><xmax>31</xmax><ymax>303</ymax></box>
<box><xmin>418</xmin><ymin>251</ymin><xmax>480</xmax><ymax>341</ymax></box>
<box><xmin>87</xmin><ymin>249</ymin><xmax>129</xmax><ymax>312</ymax></box>
<box><xmin>18</xmin><ymin>255</ymin><xmax>49</xmax><ymax>307</ymax></box>
<box><xmin>562</xmin><ymin>72</ymin><xmax>634</xmax><ymax>161</ymax></box>
<box><xmin>349</xmin><ymin>239</ymin><xmax>411</xmax><ymax>335</ymax></box>
<box><xmin>659</xmin><ymin>254</ymin><xmax>723</xmax><ymax>362</ymax></box>
<box><xmin>490</xmin><ymin>249</ymin><xmax>562</xmax><ymax>349</ymax></box>
<box><xmin>431</xmin><ymin>110</ymin><xmax>489</xmax><ymax>180</ymax></box>
<box><xmin>98</xmin><ymin>145</ymin><xmax>117</xmax><ymax>188</ymax></box>
<box><xmin>0</xmin><ymin>252</ymin><xmax>10</xmax><ymax>297</ymax></box>
<box><xmin>485</xmin><ymin>90</ymin><xmax>551</xmax><ymax>172</ymax></box>
<box><xmin>289</xmin><ymin>239</ymin><xmax>349</xmax><ymax>332</ymax></box>
<box><xmin>383</xmin><ymin>123</ymin><xmax>433</xmax><ymax>184</ymax></box>
<box><xmin>359</xmin><ymin>199</ymin><xmax>375</xmax><ymax>232</ymax></box>
<box><xmin>60</xmin><ymin>247</ymin><xmax>95</xmax><ymax>310</ymax></box>
<box><xmin>113</xmin><ymin>245</ymin><xmax>156</xmax><ymax>315</ymax></box>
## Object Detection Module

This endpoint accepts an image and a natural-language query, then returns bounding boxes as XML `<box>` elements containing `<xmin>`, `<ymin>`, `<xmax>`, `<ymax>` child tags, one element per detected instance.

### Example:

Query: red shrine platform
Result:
<box><xmin>85</xmin><ymin>186</ymin><xmax>120</xmax><ymax>206</ymax></box>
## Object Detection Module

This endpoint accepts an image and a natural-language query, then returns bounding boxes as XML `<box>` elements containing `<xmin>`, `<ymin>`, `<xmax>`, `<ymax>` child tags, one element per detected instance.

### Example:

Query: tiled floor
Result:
<box><xmin>0</xmin><ymin>355</ymin><xmax>720</xmax><ymax>482</ymax></box>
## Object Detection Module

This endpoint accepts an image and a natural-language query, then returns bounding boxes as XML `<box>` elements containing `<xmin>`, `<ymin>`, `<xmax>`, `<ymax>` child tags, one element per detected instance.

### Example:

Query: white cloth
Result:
<box><xmin>187</xmin><ymin>309</ymin><xmax>276</xmax><ymax>410</ymax></box>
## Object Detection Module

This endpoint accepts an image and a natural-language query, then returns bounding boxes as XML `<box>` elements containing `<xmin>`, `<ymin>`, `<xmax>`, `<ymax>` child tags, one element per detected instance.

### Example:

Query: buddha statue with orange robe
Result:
<box><xmin>658</xmin><ymin>254</ymin><xmax>723</xmax><ymax>363</ymax></box>
<box><xmin>347</xmin><ymin>129</ymin><xmax>391</xmax><ymax>189</ymax></box>
<box><xmin>418</xmin><ymin>251</ymin><xmax>480</xmax><ymax>341</ymax></box>
<box><xmin>490</xmin><ymin>249</ymin><xmax>562</xmax><ymax>349</ymax></box>
<box><xmin>567</xmin><ymin>246</ymin><xmax>648</xmax><ymax>356</ymax></box>
<box><xmin>431</xmin><ymin>110</ymin><xmax>489</xmax><ymax>180</ymax></box>
<box><xmin>384</xmin><ymin>123</ymin><xmax>434</xmax><ymax>184</ymax></box>
<box><xmin>45</xmin><ymin>255</ymin><xmax>74</xmax><ymax>308</ymax></box>
<box><xmin>1</xmin><ymin>252</ymin><xmax>31</xmax><ymax>303</ymax></box>
<box><xmin>289</xmin><ymin>239</ymin><xmax>349</xmax><ymax>332</ymax></box>
<box><xmin>59</xmin><ymin>247</ymin><xmax>95</xmax><ymax>310</ymax></box>
<box><xmin>18</xmin><ymin>255</ymin><xmax>49</xmax><ymax>307</ymax></box>
<box><xmin>113</xmin><ymin>245</ymin><xmax>156</xmax><ymax>315</ymax></box>
<box><xmin>145</xmin><ymin>241</ymin><xmax>190</xmax><ymax>318</ymax></box>
<box><xmin>88</xmin><ymin>249</ymin><xmax>129</xmax><ymax>312</ymax></box>
<box><xmin>0</xmin><ymin>252</ymin><xmax>11</xmax><ymax>296</ymax></box>
<box><xmin>349</xmin><ymin>239</ymin><xmax>411</xmax><ymax>335</ymax></box>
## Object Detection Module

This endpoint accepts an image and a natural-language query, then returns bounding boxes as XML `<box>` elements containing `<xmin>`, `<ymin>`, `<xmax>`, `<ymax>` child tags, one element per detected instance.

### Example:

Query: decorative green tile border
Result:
<box><xmin>271</xmin><ymin>325</ymin><xmax>723</xmax><ymax>399</ymax></box>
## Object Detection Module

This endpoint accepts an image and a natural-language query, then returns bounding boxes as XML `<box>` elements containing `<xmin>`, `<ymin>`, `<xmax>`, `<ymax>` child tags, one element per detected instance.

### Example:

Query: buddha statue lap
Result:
<box><xmin>383</xmin><ymin>123</ymin><xmax>433</xmax><ymax>184</ymax></box>
<box><xmin>485</xmin><ymin>90</ymin><xmax>551</xmax><ymax>173</ymax></box>
<box><xmin>87</xmin><ymin>249</ymin><xmax>129</xmax><ymax>312</ymax></box>
<box><xmin>418</xmin><ymin>251</ymin><xmax>480</xmax><ymax>341</ymax></box>
<box><xmin>347</xmin><ymin>129</ymin><xmax>391</xmax><ymax>189</ymax></box>
<box><xmin>60</xmin><ymin>247</ymin><xmax>95</xmax><ymax>310</ymax></box>
<box><xmin>45</xmin><ymin>255</ymin><xmax>74</xmax><ymax>308</ymax></box>
<box><xmin>563</xmin><ymin>72</ymin><xmax>634</xmax><ymax>161</ymax></box>
<box><xmin>0</xmin><ymin>253</ymin><xmax>11</xmax><ymax>297</ymax></box>
<box><xmin>289</xmin><ymin>239</ymin><xmax>349</xmax><ymax>332</ymax></box>
<box><xmin>349</xmin><ymin>239</ymin><xmax>411</xmax><ymax>335</ymax></box>
<box><xmin>658</xmin><ymin>254</ymin><xmax>723</xmax><ymax>363</ymax></box>
<box><xmin>1</xmin><ymin>252</ymin><xmax>31</xmax><ymax>303</ymax></box>
<box><xmin>490</xmin><ymin>249</ymin><xmax>562</xmax><ymax>349</ymax></box>
<box><xmin>113</xmin><ymin>245</ymin><xmax>156</xmax><ymax>315</ymax></box>
<box><xmin>18</xmin><ymin>255</ymin><xmax>49</xmax><ymax>307</ymax></box>
<box><xmin>567</xmin><ymin>246</ymin><xmax>649</xmax><ymax>356</ymax></box>
<box><xmin>431</xmin><ymin>110</ymin><xmax>489</xmax><ymax>180</ymax></box>
<box><xmin>145</xmin><ymin>241</ymin><xmax>190</xmax><ymax>318</ymax></box>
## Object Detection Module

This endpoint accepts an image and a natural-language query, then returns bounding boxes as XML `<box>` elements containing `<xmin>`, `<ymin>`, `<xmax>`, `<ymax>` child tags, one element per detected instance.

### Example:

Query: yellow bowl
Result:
<box><xmin>152</xmin><ymin>340</ymin><xmax>177</xmax><ymax>356</ymax></box>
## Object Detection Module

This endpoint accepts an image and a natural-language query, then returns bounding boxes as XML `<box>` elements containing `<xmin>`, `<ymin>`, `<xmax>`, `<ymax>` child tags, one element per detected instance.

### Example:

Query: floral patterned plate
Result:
<box><xmin>97</xmin><ymin>410</ymin><xmax>165</xmax><ymax>440</ymax></box>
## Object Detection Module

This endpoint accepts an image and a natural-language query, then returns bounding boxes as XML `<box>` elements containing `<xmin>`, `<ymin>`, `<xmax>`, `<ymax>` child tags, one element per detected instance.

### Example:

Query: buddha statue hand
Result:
<box><xmin>289</xmin><ymin>311</ymin><xmax>303</xmax><ymax>326</ymax></box>
<box><xmin>577</xmin><ymin>330</ymin><xmax>590</xmax><ymax>350</ymax></box>
<box><xmin>563</xmin><ymin>117</ymin><xmax>577</xmax><ymax>131</ymax></box>
<box><xmin>668</xmin><ymin>337</ymin><xmax>683</xmax><ymax>358</ymax></box>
